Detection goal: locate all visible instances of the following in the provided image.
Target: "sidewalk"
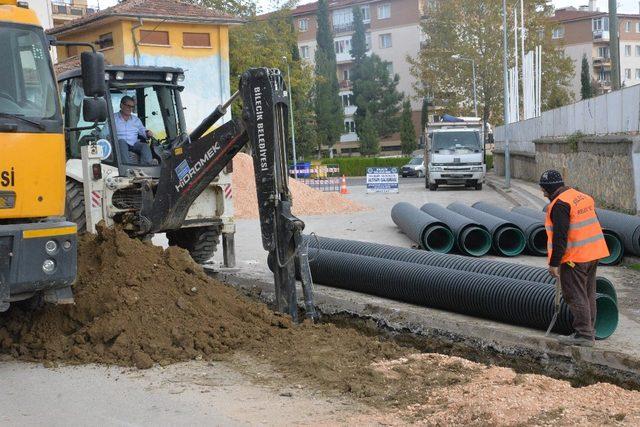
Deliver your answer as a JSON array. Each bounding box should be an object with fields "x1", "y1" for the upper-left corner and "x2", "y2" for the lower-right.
[{"x1": 485, "y1": 172, "x2": 547, "y2": 209}]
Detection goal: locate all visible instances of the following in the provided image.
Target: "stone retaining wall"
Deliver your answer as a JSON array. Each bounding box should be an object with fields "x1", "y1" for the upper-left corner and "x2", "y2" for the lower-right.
[{"x1": 493, "y1": 150, "x2": 537, "y2": 182}]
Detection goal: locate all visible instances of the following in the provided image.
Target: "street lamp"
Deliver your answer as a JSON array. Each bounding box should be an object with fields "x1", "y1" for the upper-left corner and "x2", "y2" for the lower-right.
[
  {"x1": 281, "y1": 56, "x2": 297, "y2": 179},
  {"x1": 451, "y1": 54, "x2": 478, "y2": 118}
]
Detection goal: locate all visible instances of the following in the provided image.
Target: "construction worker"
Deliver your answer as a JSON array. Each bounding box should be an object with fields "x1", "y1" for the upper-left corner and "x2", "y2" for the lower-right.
[{"x1": 540, "y1": 170, "x2": 609, "y2": 347}]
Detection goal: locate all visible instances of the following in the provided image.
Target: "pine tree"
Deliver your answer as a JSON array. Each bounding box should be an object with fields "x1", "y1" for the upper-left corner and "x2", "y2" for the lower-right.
[
  {"x1": 350, "y1": 6, "x2": 367, "y2": 65},
  {"x1": 314, "y1": 0, "x2": 343, "y2": 156},
  {"x1": 400, "y1": 100, "x2": 417, "y2": 155},
  {"x1": 350, "y1": 4, "x2": 402, "y2": 140},
  {"x1": 358, "y1": 111, "x2": 379, "y2": 156},
  {"x1": 580, "y1": 54, "x2": 593, "y2": 100}
]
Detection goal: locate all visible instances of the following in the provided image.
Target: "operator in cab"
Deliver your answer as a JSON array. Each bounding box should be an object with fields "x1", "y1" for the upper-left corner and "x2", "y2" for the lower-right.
[{"x1": 104, "y1": 96, "x2": 156, "y2": 165}]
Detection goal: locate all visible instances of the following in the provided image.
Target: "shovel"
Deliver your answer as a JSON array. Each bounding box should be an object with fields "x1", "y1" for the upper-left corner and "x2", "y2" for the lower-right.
[{"x1": 545, "y1": 276, "x2": 562, "y2": 336}]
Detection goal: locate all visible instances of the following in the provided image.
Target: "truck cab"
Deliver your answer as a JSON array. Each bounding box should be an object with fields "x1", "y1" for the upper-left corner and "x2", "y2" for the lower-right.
[{"x1": 424, "y1": 117, "x2": 486, "y2": 191}]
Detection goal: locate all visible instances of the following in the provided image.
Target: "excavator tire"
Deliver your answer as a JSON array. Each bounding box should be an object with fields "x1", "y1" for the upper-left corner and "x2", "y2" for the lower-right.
[
  {"x1": 167, "y1": 226, "x2": 220, "y2": 264},
  {"x1": 65, "y1": 179, "x2": 87, "y2": 233}
]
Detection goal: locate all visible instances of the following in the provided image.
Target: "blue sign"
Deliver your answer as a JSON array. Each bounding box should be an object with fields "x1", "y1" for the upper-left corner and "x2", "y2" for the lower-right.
[
  {"x1": 175, "y1": 159, "x2": 191, "y2": 180},
  {"x1": 96, "y1": 139, "x2": 112, "y2": 160},
  {"x1": 366, "y1": 167, "x2": 399, "y2": 193}
]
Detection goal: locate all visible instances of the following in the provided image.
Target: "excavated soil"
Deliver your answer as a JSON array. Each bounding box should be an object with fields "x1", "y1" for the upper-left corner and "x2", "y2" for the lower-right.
[
  {"x1": 232, "y1": 152, "x2": 369, "y2": 218},
  {"x1": 1, "y1": 226, "x2": 640, "y2": 424}
]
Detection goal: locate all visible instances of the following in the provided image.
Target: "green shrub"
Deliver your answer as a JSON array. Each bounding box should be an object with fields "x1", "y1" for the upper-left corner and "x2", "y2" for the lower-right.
[
  {"x1": 319, "y1": 156, "x2": 411, "y2": 176},
  {"x1": 485, "y1": 153, "x2": 493, "y2": 171}
]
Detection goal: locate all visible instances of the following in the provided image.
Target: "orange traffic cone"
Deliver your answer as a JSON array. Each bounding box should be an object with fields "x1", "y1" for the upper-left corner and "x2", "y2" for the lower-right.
[{"x1": 340, "y1": 175, "x2": 348, "y2": 194}]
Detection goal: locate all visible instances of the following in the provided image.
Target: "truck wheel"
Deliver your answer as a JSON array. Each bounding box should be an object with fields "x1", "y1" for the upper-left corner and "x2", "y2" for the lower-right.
[
  {"x1": 65, "y1": 179, "x2": 87, "y2": 233},
  {"x1": 429, "y1": 183, "x2": 438, "y2": 191},
  {"x1": 167, "y1": 226, "x2": 220, "y2": 264},
  {"x1": 475, "y1": 183, "x2": 483, "y2": 191}
]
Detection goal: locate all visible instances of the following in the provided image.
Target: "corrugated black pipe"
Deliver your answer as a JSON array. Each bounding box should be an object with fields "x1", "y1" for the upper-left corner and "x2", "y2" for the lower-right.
[
  {"x1": 303, "y1": 235, "x2": 617, "y2": 304},
  {"x1": 447, "y1": 202, "x2": 526, "y2": 257},
  {"x1": 513, "y1": 206, "x2": 624, "y2": 266},
  {"x1": 420, "y1": 203, "x2": 492, "y2": 257},
  {"x1": 595, "y1": 208, "x2": 640, "y2": 257},
  {"x1": 391, "y1": 203, "x2": 454, "y2": 253},
  {"x1": 306, "y1": 249, "x2": 618, "y2": 338},
  {"x1": 472, "y1": 202, "x2": 547, "y2": 256}
]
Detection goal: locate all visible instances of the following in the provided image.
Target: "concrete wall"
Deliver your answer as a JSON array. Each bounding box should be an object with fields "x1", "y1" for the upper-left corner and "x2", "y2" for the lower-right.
[{"x1": 493, "y1": 84, "x2": 640, "y2": 213}]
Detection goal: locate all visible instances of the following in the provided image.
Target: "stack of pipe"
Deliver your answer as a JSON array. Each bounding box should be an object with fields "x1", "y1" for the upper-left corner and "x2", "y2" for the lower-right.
[
  {"x1": 420, "y1": 203, "x2": 492, "y2": 257},
  {"x1": 447, "y1": 202, "x2": 526, "y2": 257},
  {"x1": 302, "y1": 236, "x2": 618, "y2": 339},
  {"x1": 391, "y1": 202, "x2": 454, "y2": 253},
  {"x1": 472, "y1": 202, "x2": 547, "y2": 256}
]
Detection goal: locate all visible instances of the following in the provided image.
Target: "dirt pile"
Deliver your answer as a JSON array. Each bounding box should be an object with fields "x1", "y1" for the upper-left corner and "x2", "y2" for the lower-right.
[
  {"x1": 232, "y1": 152, "x2": 369, "y2": 219},
  {"x1": 0, "y1": 224, "x2": 400, "y2": 371}
]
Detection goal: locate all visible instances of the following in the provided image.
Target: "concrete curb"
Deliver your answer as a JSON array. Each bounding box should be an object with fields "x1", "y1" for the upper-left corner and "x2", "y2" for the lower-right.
[{"x1": 485, "y1": 177, "x2": 522, "y2": 207}]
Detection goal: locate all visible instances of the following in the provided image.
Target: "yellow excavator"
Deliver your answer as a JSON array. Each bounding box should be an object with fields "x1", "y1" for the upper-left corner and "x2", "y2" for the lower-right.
[{"x1": 0, "y1": 0, "x2": 103, "y2": 310}]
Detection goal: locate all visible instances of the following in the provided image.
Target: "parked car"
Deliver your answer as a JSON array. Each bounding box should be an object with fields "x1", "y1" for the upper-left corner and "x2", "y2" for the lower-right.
[{"x1": 401, "y1": 156, "x2": 425, "y2": 178}]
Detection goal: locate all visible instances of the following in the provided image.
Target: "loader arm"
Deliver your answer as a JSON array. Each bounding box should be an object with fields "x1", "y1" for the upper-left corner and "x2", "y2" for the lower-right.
[{"x1": 140, "y1": 68, "x2": 316, "y2": 321}]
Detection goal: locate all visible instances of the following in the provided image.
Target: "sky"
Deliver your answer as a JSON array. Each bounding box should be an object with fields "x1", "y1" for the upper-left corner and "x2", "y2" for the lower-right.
[{"x1": 94, "y1": 0, "x2": 640, "y2": 14}]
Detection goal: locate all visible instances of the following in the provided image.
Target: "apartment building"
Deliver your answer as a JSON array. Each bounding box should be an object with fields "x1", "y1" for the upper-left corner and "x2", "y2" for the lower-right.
[
  {"x1": 51, "y1": 0, "x2": 97, "y2": 27},
  {"x1": 292, "y1": 0, "x2": 423, "y2": 155},
  {"x1": 552, "y1": 5, "x2": 640, "y2": 99}
]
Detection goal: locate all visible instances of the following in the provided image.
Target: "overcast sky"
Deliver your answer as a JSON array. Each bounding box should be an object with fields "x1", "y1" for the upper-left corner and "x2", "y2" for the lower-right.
[{"x1": 94, "y1": 0, "x2": 640, "y2": 15}]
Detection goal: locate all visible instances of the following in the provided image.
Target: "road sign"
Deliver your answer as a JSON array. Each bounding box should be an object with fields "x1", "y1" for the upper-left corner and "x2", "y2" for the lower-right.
[{"x1": 366, "y1": 167, "x2": 399, "y2": 194}]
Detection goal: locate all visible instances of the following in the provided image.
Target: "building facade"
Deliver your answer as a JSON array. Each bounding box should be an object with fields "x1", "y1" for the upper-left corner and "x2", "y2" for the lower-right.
[
  {"x1": 552, "y1": 5, "x2": 640, "y2": 100},
  {"x1": 51, "y1": 0, "x2": 97, "y2": 27},
  {"x1": 48, "y1": 0, "x2": 242, "y2": 130},
  {"x1": 292, "y1": 0, "x2": 423, "y2": 156}
]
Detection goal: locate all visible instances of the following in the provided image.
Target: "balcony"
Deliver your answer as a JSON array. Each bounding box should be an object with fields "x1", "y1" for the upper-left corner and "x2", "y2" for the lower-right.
[
  {"x1": 340, "y1": 132, "x2": 358, "y2": 143},
  {"x1": 343, "y1": 105, "x2": 357, "y2": 116},
  {"x1": 332, "y1": 21, "x2": 370, "y2": 35},
  {"x1": 593, "y1": 30, "x2": 610, "y2": 42},
  {"x1": 593, "y1": 57, "x2": 611, "y2": 68},
  {"x1": 339, "y1": 80, "x2": 351, "y2": 90}
]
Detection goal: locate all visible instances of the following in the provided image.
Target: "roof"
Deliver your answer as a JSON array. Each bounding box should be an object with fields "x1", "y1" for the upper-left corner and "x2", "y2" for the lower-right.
[
  {"x1": 56, "y1": 64, "x2": 184, "y2": 82},
  {"x1": 551, "y1": 6, "x2": 639, "y2": 23},
  {"x1": 48, "y1": 0, "x2": 243, "y2": 36}
]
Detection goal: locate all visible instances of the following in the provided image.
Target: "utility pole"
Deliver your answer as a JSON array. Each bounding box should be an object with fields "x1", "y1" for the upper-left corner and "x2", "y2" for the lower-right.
[
  {"x1": 502, "y1": 0, "x2": 511, "y2": 188},
  {"x1": 282, "y1": 57, "x2": 298, "y2": 178},
  {"x1": 610, "y1": 0, "x2": 620, "y2": 90}
]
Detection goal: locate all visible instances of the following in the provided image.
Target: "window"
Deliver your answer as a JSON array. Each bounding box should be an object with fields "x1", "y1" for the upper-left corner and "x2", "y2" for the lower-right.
[
  {"x1": 344, "y1": 120, "x2": 356, "y2": 133},
  {"x1": 598, "y1": 46, "x2": 610, "y2": 58},
  {"x1": 299, "y1": 45, "x2": 309, "y2": 59},
  {"x1": 637, "y1": 22, "x2": 640, "y2": 32},
  {"x1": 183, "y1": 32, "x2": 211, "y2": 47},
  {"x1": 332, "y1": 8, "x2": 353, "y2": 32},
  {"x1": 636, "y1": 69, "x2": 640, "y2": 79},
  {"x1": 139, "y1": 30, "x2": 169, "y2": 46},
  {"x1": 334, "y1": 39, "x2": 351, "y2": 54},
  {"x1": 361, "y1": 5, "x2": 370, "y2": 22},
  {"x1": 552, "y1": 26, "x2": 564, "y2": 39},
  {"x1": 97, "y1": 32, "x2": 113, "y2": 49},
  {"x1": 625, "y1": 45, "x2": 632, "y2": 56},
  {"x1": 592, "y1": 17, "x2": 609, "y2": 32},
  {"x1": 341, "y1": 94, "x2": 353, "y2": 107},
  {"x1": 379, "y1": 33, "x2": 392, "y2": 48},
  {"x1": 365, "y1": 32, "x2": 371, "y2": 50},
  {"x1": 625, "y1": 21, "x2": 632, "y2": 32},
  {"x1": 636, "y1": 46, "x2": 640, "y2": 56},
  {"x1": 298, "y1": 18, "x2": 308, "y2": 32},
  {"x1": 377, "y1": 4, "x2": 390, "y2": 19},
  {"x1": 386, "y1": 62, "x2": 393, "y2": 76},
  {"x1": 599, "y1": 69, "x2": 610, "y2": 82},
  {"x1": 342, "y1": 68, "x2": 350, "y2": 81},
  {"x1": 625, "y1": 68, "x2": 631, "y2": 79}
]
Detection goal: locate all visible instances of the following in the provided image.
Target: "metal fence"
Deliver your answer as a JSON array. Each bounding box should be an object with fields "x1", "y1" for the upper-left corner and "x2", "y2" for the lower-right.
[
  {"x1": 290, "y1": 164, "x2": 342, "y2": 192},
  {"x1": 494, "y1": 84, "x2": 640, "y2": 152}
]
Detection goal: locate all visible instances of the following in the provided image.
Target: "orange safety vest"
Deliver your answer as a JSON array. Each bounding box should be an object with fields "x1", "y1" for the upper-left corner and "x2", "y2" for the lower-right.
[{"x1": 545, "y1": 188, "x2": 609, "y2": 264}]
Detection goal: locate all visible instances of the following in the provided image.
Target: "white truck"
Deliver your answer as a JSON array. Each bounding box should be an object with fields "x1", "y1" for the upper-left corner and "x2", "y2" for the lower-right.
[{"x1": 424, "y1": 117, "x2": 487, "y2": 191}]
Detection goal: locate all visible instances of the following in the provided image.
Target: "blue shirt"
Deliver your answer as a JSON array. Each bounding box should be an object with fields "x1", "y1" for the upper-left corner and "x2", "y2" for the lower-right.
[{"x1": 105, "y1": 112, "x2": 147, "y2": 146}]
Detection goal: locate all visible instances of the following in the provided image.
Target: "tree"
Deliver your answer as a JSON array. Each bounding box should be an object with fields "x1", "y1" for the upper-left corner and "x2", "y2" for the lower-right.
[
  {"x1": 358, "y1": 111, "x2": 379, "y2": 156},
  {"x1": 350, "y1": 7, "x2": 402, "y2": 139},
  {"x1": 420, "y1": 97, "x2": 430, "y2": 133},
  {"x1": 314, "y1": 0, "x2": 343, "y2": 156},
  {"x1": 400, "y1": 100, "x2": 417, "y2": 155},
  {"x1": 183, "y1": 0, "x2": 256, "y2": 17},
  {"x1": 409, "y1": 0, "x2": 574, "y2": 126},
  {"x1": 580, "y1": 54, "x2": 593, "y2": 100}
]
